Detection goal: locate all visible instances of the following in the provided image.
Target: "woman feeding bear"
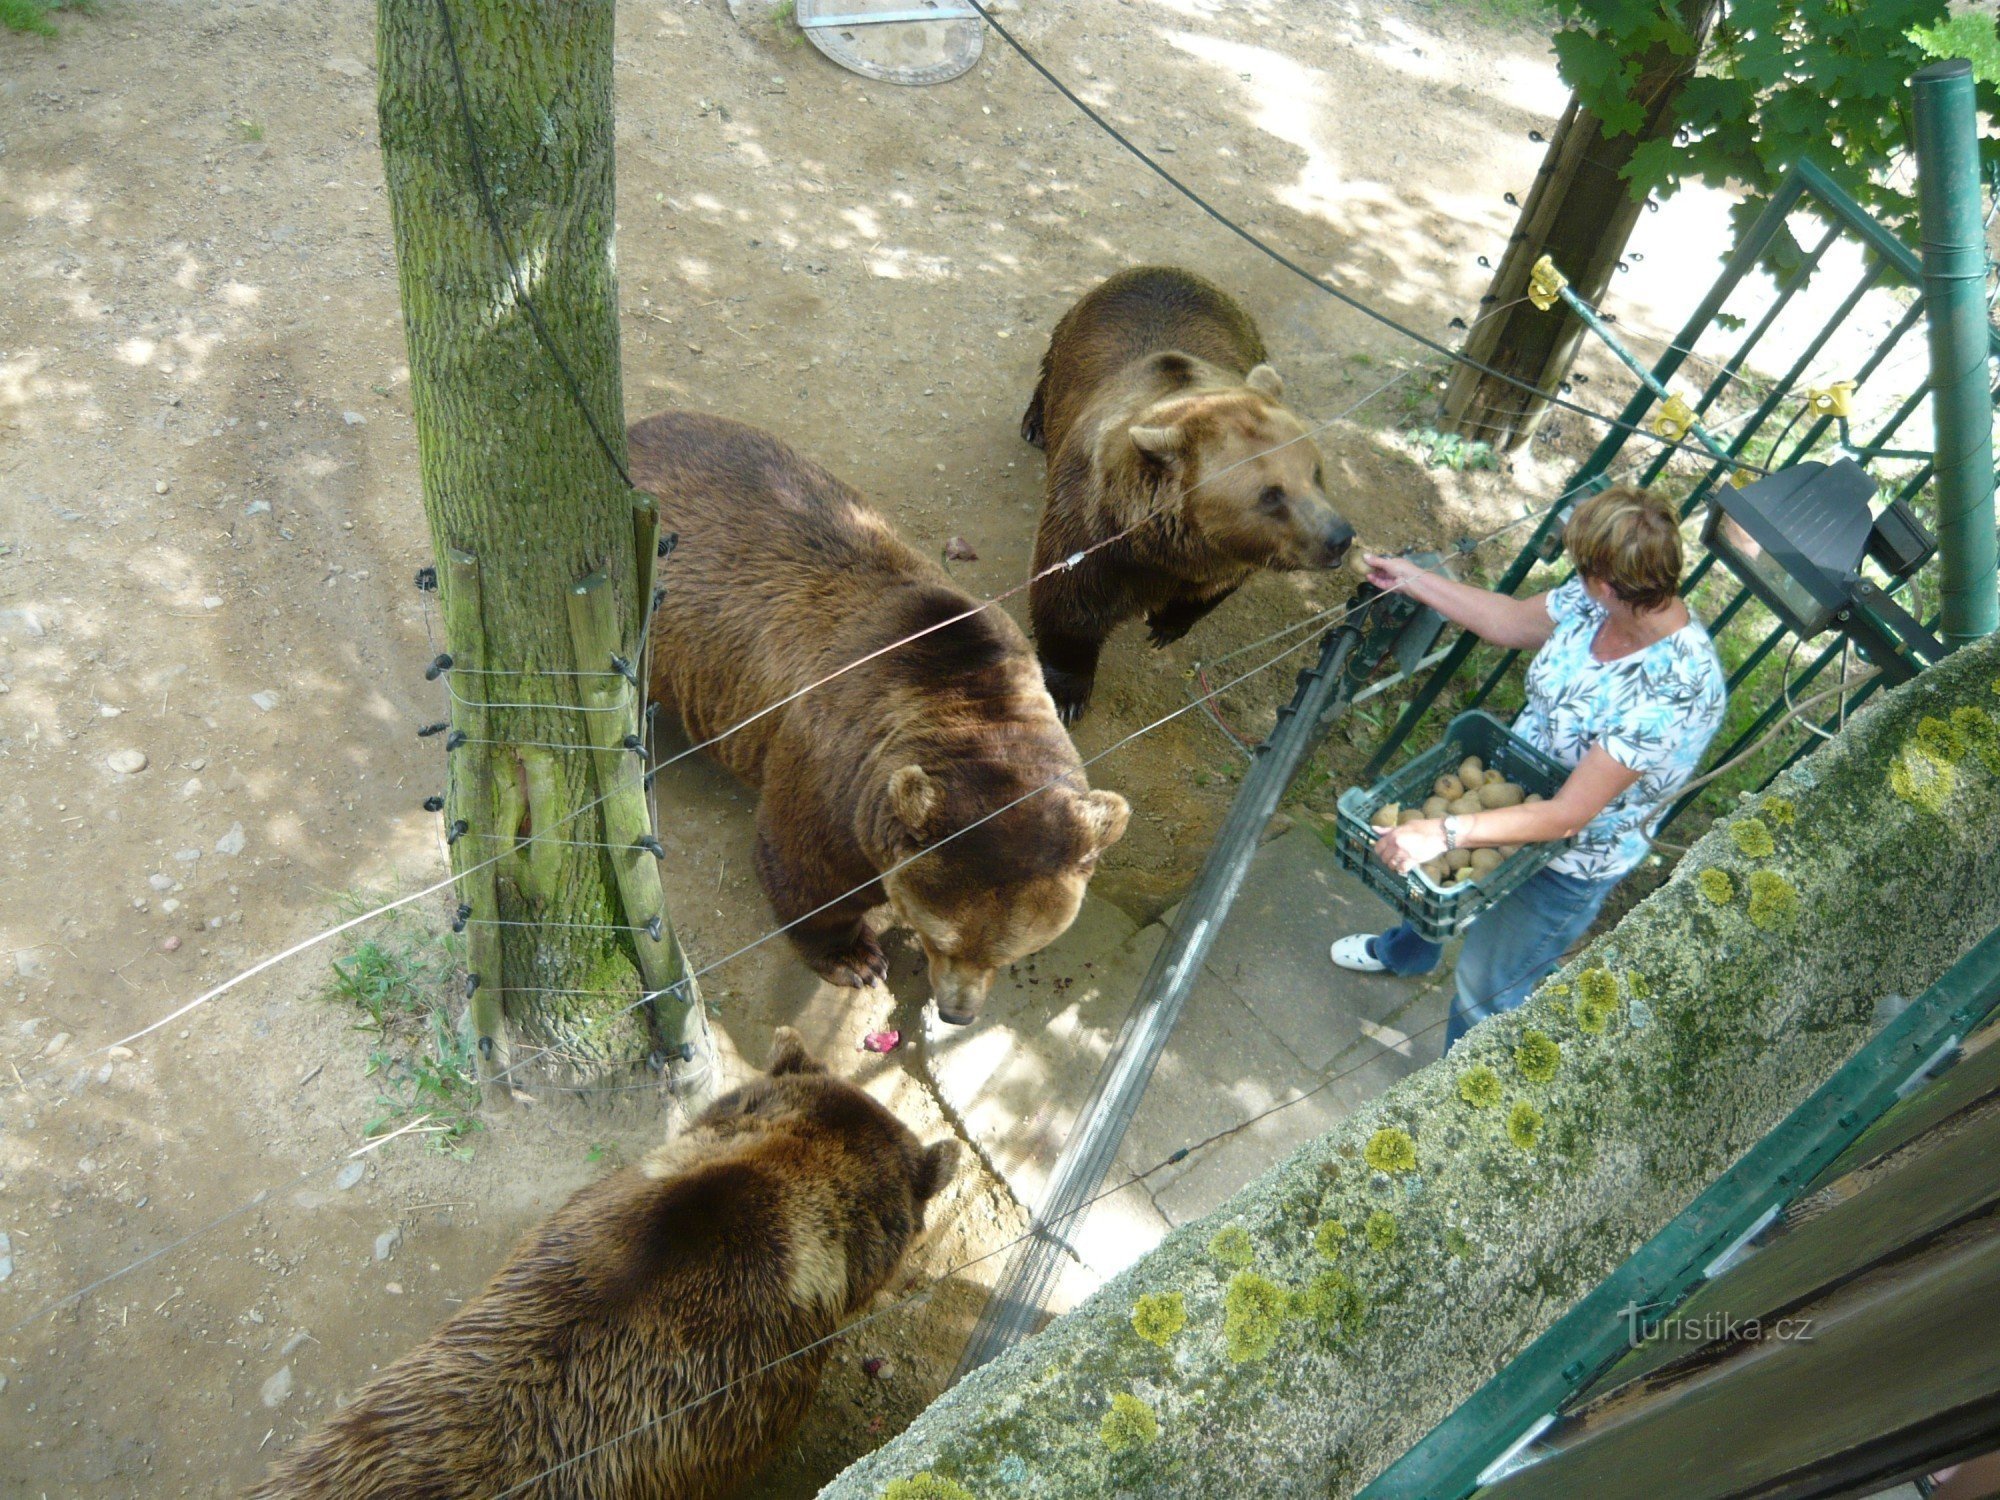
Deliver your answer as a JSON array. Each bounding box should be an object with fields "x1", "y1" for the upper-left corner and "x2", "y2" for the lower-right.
[{"x1": 1331, "y1": 485, "x2": 1727, "y2": 1050}]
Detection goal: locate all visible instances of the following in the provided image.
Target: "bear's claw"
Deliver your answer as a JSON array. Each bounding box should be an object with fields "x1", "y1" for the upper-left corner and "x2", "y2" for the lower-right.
[
  {"x1": 820, "y1": 938, "x2": 889, "y2": 991},
  {"x1": 1042, "y1": 667, "x2": 1093, "y2": 725}
]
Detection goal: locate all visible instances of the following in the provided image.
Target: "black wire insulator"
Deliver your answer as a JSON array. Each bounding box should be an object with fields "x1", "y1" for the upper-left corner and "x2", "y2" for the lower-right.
[
  {"x1": 417, "y1": 721, "x2": 450, "y2": 738},
  {"x1": 1448, "y1": 316, "x2": 1467, "y2": 330},
  {"x1": 452, "y1": 902, "x2": 472, "y2": 933},
  {"x1": 635, "y1": 834, "x2": 666, "y2": 859},
  {"x1": 652, "y1": 585, "x2": 667, "y2": 612},
  {"x1": 645, "y1": 914, "x2": 664, "y2": 942},
  {"x1": 657, "y1": 531, "x2": 679, "y2": 559},
  {"x1": 414, "y1": 566, "x2": 438, "y2": 592},
  {"x1": 610, "y1": 654, "x2": 639, "y2": 687},
  {"x1": 1529, "y1": 129, "x2": 1544, "y2": 142},
  {"x1": 1503, "y1": 192, "x2": 1518, "y2": 206},
  {"x1": 423, "y1": 794, "x2": 446, "y2": 813},
  {"x1": 446, "y1": 819, "x2": 469, "y2": 844},
  {"x1": 445, "y1": 729, "x2": 468, "y2": 751},
  {"x1": 424, "y1": 653, "x2": 454, "y2": 681},
  {"x1": 466, "y1": 973, "x2": 480, "y2": 998},
  {"x1": 1476, "y1": 255, "x2": 1491, "y2": 268},
  {"x1": 622, "y1": 734, "x2": 645, "y2": 755}
]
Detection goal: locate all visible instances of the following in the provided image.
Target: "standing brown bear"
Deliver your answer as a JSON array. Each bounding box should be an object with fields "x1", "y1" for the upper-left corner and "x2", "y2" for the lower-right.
[
  {"x1": 248, "y1": 1029, "x2": 958, "y2": 1500},
  {"x1": 1022, "y1": 265, "x2": 1355, "y2": 721},
  {"x1": 633, "y1": 411, "x2": 1129, "y2": 1024}
]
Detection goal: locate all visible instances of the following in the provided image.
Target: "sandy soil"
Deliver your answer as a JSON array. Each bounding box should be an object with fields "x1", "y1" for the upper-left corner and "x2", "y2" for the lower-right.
[{"x1": 0, "y1": 1, "x2": 1612, "y2": 1493}]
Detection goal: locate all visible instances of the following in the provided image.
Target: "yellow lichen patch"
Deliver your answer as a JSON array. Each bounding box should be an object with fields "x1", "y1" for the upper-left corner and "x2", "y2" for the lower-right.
[
  {"x1": 1890, "y1": 747, "x2": 1955, "y2": 815},
  {"x1": 1293, "y1": 1269, "x2": 1366, "y2": 1339},
  {"x1": 1363, "y1": 1127, "x2": 1418, "y2": 1174},
  {"x1": 1313, "y1": 1220, "x2": 1348, "y2": 1259},
  {"x1": 1759, "y1": 795, "x2": 1797, "y2": 827},
  {"x1": 1954, "y1": 706, "x2": 2000, "y2": 775},
  {"x1": 1515, "y1": 1029, "x2": 1562, "y2": 1084},
  {"x1": 1577, "y1": 968, "x2": 1617, "y2": 1008},
  {"x1": 1223, "y1": 1272, "x2": 1289, "y2": 1362},
  {"x1": 1915, "y1": 715, "x2": 1966, "y2": 766},
  {"x1": 1730, "y1": 818, "x2": 1776, "y2": 859},
  {"x1": 1746, "y1": 870, "x2": 1801, "y2": 932},
  {"x1": 1507, "y1": 1100, "x2": 1544, "y2": 1150},
  {"x1": 1577, "y1": 989, "x2": 1618, "y2": 1036},
  {"x1": 1698, "y1": 868, "x2": 1735, "y2": 904},
  {"x1": 1100, "y1": 1393, "x2": 1158, "y2": 1453},
  {"x1": 1207, "y1": 1225, "x2": 1253, "y2": 1268},
  {"x1": 1627, "y1": 971, "x2": 1651, "y2": 1001},
  {"x1": 1365, "y1": 1210, "x2": 1398, "y2": 1252},
  {"x1": 1457, "y1": 1064, "x2": 1503, "y2": 1109},
  {"x1": 882, "y1": 1475, "x2": 977, "y2": 1500},
  {"x1": 1130, "y1": 1292, "x2": 1186, "y2": 1348}
]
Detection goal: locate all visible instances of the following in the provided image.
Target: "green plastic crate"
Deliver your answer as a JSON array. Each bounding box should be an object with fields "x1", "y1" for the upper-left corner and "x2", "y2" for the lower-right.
[{"x1": 1335, "y1": 711, "x2": 1575, "y2": 943}]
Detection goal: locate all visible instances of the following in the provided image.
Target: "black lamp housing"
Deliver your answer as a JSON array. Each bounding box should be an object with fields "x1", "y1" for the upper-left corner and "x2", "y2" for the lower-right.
[{"x1": 1701, "y1": 458, "x2": 1933, "y2": 638}]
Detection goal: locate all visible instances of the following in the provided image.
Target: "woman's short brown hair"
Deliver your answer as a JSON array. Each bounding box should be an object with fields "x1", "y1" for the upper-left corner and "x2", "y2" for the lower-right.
[{"x1": 1563, "y1": 485, "x2": 1683, "y2": 612}]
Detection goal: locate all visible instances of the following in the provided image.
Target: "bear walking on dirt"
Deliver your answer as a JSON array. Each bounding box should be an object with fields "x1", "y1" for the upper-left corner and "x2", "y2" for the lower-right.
[
  {"x1": 1021, "y1": 265, "x2": 1356, "y2": 721},
  {"x1": 248, "y1": 1029, "x2": 959, "y2": 1500},
  {"x1": 633, "y1": 411, "x2": 1129, "y2": 1024}
]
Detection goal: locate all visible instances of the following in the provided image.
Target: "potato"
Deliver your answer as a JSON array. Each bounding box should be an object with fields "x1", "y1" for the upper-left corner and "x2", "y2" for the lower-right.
[
  {"x1": 1499, "y1": 843, "x2": 1522, "y2": 857},
  {"x1": 1420, "y1": 857, "x2": 1450, "y2": 883},
  {"x1": 1445, "y1": 848, "x2": 1472, "y2": 872},
  {"x1": 1469, "y1": 848, "x2": 1503, "y2": 875},
  {"x1": 1451, "y1": 867, "x2": 1478, "y2": 884},
  {"x1": 1433, "y1": 773, "x2": 1465, "y2": 802},
  {"x1": 1400, "y1": 808, "x2": 1427, "y2": 826},
  {"x1": 1447, "y1": 794, "x2": 1484, "y2": 818},
  {"x1": 1422, "y1": 795, "x2": 1449, "y2": 818},
  {"x1": 1478, "y1": 780, "x2": 1525, "y2": 809},
  {"x1": 1457, "y1": 756, "x2": 1484, "y2": 786},
  {"x1": 1524, "y1": 792, "x2": 1545, "y2": 805},
  {"x1": 1370, "y1": 801, "x2": 1400, "y2": 830}
]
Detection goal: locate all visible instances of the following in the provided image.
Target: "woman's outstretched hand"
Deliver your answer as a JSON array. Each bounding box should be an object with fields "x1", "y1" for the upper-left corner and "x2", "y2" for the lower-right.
[
  {"x1": 1363, "y1": 552, "x2": 1426, "y2": 593},
  {"x1": 1374, "y1": 818, "x2": 1447, "y2": 874}
]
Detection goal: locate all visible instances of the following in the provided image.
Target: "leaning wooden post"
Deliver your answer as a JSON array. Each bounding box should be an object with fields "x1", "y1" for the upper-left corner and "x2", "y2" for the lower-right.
[
  {"x1": 441, "y1": 546, "x2": 513, "y2": 1109},
  {"x1": 566, "y1": 571, "x2": 716, "y2": 1107}
]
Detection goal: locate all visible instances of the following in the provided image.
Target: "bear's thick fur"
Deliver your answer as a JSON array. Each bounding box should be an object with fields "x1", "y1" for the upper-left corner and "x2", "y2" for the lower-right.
[
  {"x1": 1022, "y1": 265, "x2": 1355, "y2": 720},
  {"x1": 632, "y1": 411, "x2": 1128, "y2": 1022},
  {"x1": 248, "y1": 1030, "x2": 959, "y2": 1500}
]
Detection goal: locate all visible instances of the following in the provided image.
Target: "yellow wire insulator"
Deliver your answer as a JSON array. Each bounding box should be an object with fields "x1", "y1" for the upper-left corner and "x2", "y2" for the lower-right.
[
  {"x1": 1806, "y1": 380, "x2": 1856, "y2": 418},
  {"x1": 1527, "y1": 255, "x2": 1567, "y2": 311},
  {"x1": 1651, "y1": 393, "x2": 1695, "y2": 442}
]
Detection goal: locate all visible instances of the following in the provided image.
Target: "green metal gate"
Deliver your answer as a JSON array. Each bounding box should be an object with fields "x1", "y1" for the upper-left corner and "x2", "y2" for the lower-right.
[{"x1": 1363, "y1": 158, "x2": 2000, "y2": 833}]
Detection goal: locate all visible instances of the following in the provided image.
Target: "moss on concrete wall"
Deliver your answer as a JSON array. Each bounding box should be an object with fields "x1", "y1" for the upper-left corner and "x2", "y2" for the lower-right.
[{"x1": 820, "y1": 634, "x2": 2000, "y2": 1500}]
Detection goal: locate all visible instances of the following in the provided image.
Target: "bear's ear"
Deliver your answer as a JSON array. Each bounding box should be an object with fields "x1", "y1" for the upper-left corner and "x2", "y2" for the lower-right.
[
  {"x1": 768, "y1": 1025, "x2": 827, "y2": 1076},
  {"x1": 1245, "y1": 363, "x2": 1285, "y2": 400},
  {"x1": 1079, "y1": 788, "x2": 1131, "y2": 851},
  {"x1": 914, "y1": 1139, "x2": 961, "y2": 1203},
  {"x1": 1127, "y1": 423, "x2": 1186, "y2": 463},
  {"x1": 888, "y1": 764, "x2": 940, "y2": 838}
]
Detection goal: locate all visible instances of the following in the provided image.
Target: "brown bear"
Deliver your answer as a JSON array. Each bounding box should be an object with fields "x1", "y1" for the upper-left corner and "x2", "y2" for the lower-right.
[
  {"x1": 1021, "y1": 265, "x2": 1356, "y2": 721},
  {"x1": 247, "y1": 1029, "x2": 959, "y2": 1500},
  {"x1": 632, "y1": 411, "x2": 1129, "y2": 1024}
]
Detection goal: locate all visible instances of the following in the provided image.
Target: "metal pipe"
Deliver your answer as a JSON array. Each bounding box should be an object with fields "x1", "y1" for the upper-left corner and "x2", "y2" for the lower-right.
[
  {"x1": 1913, "y1": 59, "x2": 1998, "y2": 648},
  {"x1": 953, "y1": 621, "x2": 1368, "y2": 1378}
]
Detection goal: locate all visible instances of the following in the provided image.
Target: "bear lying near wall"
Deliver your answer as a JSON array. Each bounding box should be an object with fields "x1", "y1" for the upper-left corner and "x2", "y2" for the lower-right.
[
  {"x1": 633, "y1": 411, "x2": 1129, "y2": 1024},
  {"x1": 247, "y1": 1029, "x2": 959, "y2": 1500},
  {"x1": 1022, "y1": 265, "x2": 1356, "y2": 721}
]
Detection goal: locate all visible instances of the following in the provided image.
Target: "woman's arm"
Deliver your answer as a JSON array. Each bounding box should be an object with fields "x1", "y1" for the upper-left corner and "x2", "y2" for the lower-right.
[
  {"x1": 1364, "y1": 554, "x2": 1555, "y2": 652},
  {"x1": 1372, "y1": 745, "x2": 1642, "y2": 874}
]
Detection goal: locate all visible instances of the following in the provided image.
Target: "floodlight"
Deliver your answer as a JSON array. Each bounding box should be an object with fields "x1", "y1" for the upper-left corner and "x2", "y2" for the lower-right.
[{"x1": 1702, "y1": 458, "x2": 1943, "y2": 680}]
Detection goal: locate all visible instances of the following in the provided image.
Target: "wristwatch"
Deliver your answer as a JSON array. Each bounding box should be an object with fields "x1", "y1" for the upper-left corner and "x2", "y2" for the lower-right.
[{"x1": 1442, "y1": 815, "x2": 1463, "y2": 852}]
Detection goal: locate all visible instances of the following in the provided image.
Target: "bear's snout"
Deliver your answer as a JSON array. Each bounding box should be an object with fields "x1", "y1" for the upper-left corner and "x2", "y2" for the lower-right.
[
  {"x1": 1317, "y1": 513, "x2": 1356, "y2": 567},
  {"x1": 928, "y1": 954, "x2": 997, "y2": 1026}
]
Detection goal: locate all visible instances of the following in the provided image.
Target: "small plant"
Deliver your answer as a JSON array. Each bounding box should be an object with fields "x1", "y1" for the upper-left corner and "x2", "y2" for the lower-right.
[
  {"x1": 1408, "y1": 426, "x2": 1500, "y2": 472},
  {"x1": 1100, "y1": 1392, "x2": 1159, "y2": 1452},
  {"x1": 236, "y1": 118, "x2": 265, "y2": 143},
  {"x1": 1130, "y1": 1292, "x2": 1186, "y2": 1348},
  {"x1": 1208, "y1": 1224, "x2": 1254, "y2": 1268},
  {"x1": 1507, "y1": 1100, "x2": 1544, "y2": 1151},
  {"x1": 1364, "y1": 1209, "x2": 1398, "y2": 1252},
  {"x1": 325, "y1": 914, "x2": 480, "y2": 1157},
  {"x1": 1514, "y1": 1029, "x2": 1562, "y2": 1084},
  {"x1": 1457, "y1": 1064, "x2": 1503, "y2": 1109},
  {"x1": 1, "y1": 0, "x2": 93, "y2": 37}
]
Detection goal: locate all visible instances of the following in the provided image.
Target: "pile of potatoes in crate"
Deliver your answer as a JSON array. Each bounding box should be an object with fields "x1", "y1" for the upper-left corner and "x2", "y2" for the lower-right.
[{"x1": 1367, "y1": 756, "x2": 1544, "y2": 888}]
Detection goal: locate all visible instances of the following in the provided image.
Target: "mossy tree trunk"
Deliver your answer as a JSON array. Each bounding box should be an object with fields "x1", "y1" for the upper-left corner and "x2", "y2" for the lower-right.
[
  {"x1": 1442, "y1": 0, "x2": 1720, "y2": 451},
  {"x1": 378, "y1": 0, "x2": 693, "y2": 1086}
]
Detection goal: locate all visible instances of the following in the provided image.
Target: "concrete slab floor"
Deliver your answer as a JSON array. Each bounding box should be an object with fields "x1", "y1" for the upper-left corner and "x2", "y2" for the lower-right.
[{"x1": 919, "y1": 822, "x2": 1455, "y2": 1308}]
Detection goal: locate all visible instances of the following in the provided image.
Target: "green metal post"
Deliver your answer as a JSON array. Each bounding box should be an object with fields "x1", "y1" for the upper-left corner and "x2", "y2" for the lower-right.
[{"x1": 1912, "y1": 59, "x2": 1998, "y2": 648}]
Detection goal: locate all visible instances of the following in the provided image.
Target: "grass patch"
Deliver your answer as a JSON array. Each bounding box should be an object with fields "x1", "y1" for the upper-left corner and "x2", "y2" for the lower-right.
[
  {"x1": 1, "y1": 0, "x2": 92, "y2": 37},
  {"x1": 324, "y1": 908, "x2": 481, "y2": 1158}
]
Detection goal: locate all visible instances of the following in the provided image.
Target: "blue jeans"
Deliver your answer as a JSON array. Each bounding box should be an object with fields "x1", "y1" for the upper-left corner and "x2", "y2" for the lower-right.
[{"x1": 1368, "y1": 866, "x2": 1620, "y2": 1052}]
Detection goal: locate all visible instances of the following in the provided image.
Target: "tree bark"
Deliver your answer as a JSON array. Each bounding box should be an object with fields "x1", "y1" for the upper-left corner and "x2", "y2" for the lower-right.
[
  {"x1": 1443, "y1": 0, "x2": 1721, "y2": 451},
  {"x1": 377, "y1": 0, "x2": 705, "y2": 1092}
]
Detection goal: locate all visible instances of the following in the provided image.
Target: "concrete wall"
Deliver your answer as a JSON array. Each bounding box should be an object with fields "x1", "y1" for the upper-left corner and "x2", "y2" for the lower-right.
[{"x1": 819, "y1": 631, "x2": 2000, "y2": 1500}]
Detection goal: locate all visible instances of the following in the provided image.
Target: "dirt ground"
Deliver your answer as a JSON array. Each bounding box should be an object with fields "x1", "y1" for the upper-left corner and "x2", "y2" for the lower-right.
[{"x1": 0, "y1": 1, "x2": 1626, "y2": 1494}]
